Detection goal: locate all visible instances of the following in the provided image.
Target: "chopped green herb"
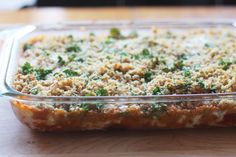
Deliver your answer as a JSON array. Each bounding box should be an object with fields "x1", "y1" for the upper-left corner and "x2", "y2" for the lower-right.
[
  {"x1": 198, "y1": 80, "x2": 205, "y2": 89},
  {"x1": 142, "y1": 48, "x2": 151, "y2": 57},
  {"x1": 30, "y1": 88, "x2": 39, "y2": 95},
  {"x1": 66, "y1": 44, "x2": 81, "y2": 52},
  {"x1": 95, "y1": 88, "x2": 108, "y2": 96},
  {"x1": 79, "y1": 103, "x2": 104, "y2": 112},
  {"x1": 109, "y1": 28, "x2": 122, "y2": 39},
  {"x1": 63, "y1": 69, "x2": 78, "y2": 77},
  {"x1": 22, "y1": 62, "x2": 33, "y2": 75},
  {"x1": 182, "y1": 81, "x2": 192, "y2": 92},
  {"x1": 53, "y1": 72, "x2": 60, "y2": 76},
  {"x1": 183, "y1": 68, "x2": 191, "y2": 77},
  {"x1": 219, "y1": 59, "x2": 232, "y2": 70},
  {"x1": 106, "y1": 56, "x2": 112, "y2": 60},
  {"x1": 177, "y1": 54, "x2": 187, "y2": 60},
  {"x1": 144, "y1": 71, "x2": 153, "y2": 83},
  {"x1": 163, "y1": 60, "x2": 184, "y2": 72},
  {"x1": 175, "y1": 81, "x2": 188, "y2": 91},
  {"x1": 174, "y1": 60, "x2": 184, "y2": 70},
  {"x1": 95, "y1": 103, "x2": 104, "y2": 112},
  {"x1": 162, "y1": 66, "x2": 173, "y2": 73},
  {"x1": 57, "y1": 56, "x2": 65, "y2": 66},
  {"x1": 152, "y1": 87, "x2": 162, "y2": 95},
  {"x1": 68, "y1": 54, "x2": 76, "y2": 62},
  {"x1": 133, "y1": 54, "x2": 140, "y2": 60},
  {"x1": 85, "y1": 93, "x2": 94, "y2": 96},
  {"x1": 23, "y1": 43, "x2": 33, "y2": 51},
  {"x1": 79, "y1": 103, "x2": 89, "y2": 111},
  {"x1": 152, "y1": 57, "x2": 160, "y2": 65},
  {"x1": 35, "y1": 69, "x2": 52, "y2": 80},
  {"x1": 77, "y1": 58, "x2": 84, "y2": 63},
  {"x1": 210, "y1": 85, "x2": 217, "y2": 93}
]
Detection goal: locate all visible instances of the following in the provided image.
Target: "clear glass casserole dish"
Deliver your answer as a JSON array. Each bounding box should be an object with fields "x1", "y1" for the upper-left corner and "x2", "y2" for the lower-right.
[{"x1": 1, "y1": 21, "x2": 236, "y2": 131}]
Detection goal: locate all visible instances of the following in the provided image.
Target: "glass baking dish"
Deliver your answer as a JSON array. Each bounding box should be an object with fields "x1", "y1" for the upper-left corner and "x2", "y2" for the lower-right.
[{"x1": 1, "y1": 21, "x2": 236, "y2": 131}]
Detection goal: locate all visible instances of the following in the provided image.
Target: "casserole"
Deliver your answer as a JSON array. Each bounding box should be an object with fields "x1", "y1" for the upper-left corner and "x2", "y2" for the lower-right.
[{"x1": 1, "y1": 21, "x2": 236, "y2": 131}]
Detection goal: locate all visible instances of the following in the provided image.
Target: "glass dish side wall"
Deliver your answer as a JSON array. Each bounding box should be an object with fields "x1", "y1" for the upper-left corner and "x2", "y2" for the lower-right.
[{"x1": 11, "y1": 97, "x2": 236, "y2": 131}]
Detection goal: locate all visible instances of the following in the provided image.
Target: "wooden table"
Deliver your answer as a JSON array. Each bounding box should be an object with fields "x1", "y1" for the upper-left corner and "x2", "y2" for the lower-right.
[
  {"x1": 0, "y1": 7, "x2": 236, "y2": 24},
  {"x1": 1, "y1": 7, "x2": 236, "y2": 157}
]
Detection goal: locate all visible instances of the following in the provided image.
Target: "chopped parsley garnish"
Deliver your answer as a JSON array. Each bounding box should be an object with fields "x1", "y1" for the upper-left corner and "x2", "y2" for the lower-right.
[
  {"x1": 152, "y1": 87, "x2": 162, "y2": 95},
  {"x1": 210, "y1": 85, "x2": 217, "y2": 93},
  {"x1": 95, "y1": 88, "x2": 108, "y2": 96},
  {"x1": 106, "y1": 56, "x2": 112, "y2": 60},
  {"x1": 30, "y1": 88, "x2": 39, "y2": 95},
  {"x1": 68, "y1": 54, "x2": 76, "y2": 62},
  {"x1": 79, "y1": 103, "x2": 89, "y2": 111},
  {"x1": 77, "y1": 58, "x2": 84, "y2": 63},
  {"x1": 142, "y1": 48, "x2": 151, "y2": 57},
  {"x1": 23, "y1": 43, "x2": 33, "y2": 51},
  {"x1": 22, "y1": 62, "x2": 33, "y2": 75},
  {"x1": 35, "y1": 69, "x2": 52, "y2": 80},
  {"x1": 57, "y1": 56, "x2": 65, "y2": 66},
  {"x1": 198, "y1": 80, "x2": 205, "y2": 89},
  {"x1": 177, "y1": 54, "x2": 187, "y2": 60},
  {"x1": 85, "y1": 93, "x2": 94, "y2": 96},
  {"x1": 183, "y1": 68, "x2": 191, "y2": 77},
  {"x1": 109, "y1": 28, "x2": 122, "y2": 39},
  {"x1": 174, "y1": 60, "x2": 184, "y2": 70},
  {"x1": 79, "y1": 103, "x2": 104, "y2": 112},
  {"x1": 152, "y1": 57, "x2": 160, "y2": 65},
  {"x1": 144, "y1": 71, "x2": 153, "y2": 83},
  {"x1": 63, "y1": 69, "x2": 78, "y2": 77},
  {"x1": 66, "y1": 44, "x2": 81, "y2": 53},
  {"x1": 163, "y1": 60, "x2": 184, "y2": 72},
  {"x1": 95, "y1": 103, "x2": 104, "y2": 112},
  {"x1": 133, "y1": 54, "x2": 140, "y2": 60},
  {"x1": 219, "y1": 59, "x2": 232, "y2": 70},
  {"x1": 133, "y1": 48, "x2": 153, "y2": 60}
]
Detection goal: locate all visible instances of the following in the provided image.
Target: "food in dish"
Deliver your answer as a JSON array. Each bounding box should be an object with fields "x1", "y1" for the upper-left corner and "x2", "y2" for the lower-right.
[{"x1": 11, "y1": 27, "x2": 236, "y2": 131}]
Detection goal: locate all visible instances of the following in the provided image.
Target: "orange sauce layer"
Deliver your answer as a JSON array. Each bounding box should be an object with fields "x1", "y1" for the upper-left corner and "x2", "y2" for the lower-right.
[{"x1": 11, "y1": 101, "x2": 236, "y2": 131}]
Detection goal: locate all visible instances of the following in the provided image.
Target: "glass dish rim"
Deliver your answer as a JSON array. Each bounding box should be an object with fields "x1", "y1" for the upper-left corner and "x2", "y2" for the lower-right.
[{"x1": 2, "y1": 20, "x2": 236, "y2": 103}]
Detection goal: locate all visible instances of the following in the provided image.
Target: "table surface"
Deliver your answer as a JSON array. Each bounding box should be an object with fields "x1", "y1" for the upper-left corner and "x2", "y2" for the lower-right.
[
  {"x1": 1, "y1": 7, "x2": 236, "y2": 157},
  {"x1": 0, "y1": 6, "x2": 236, "y2": 24}
]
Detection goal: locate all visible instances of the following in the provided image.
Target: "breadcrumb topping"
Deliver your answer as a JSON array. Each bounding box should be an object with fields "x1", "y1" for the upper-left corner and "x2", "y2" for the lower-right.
[{"x1": 13, "y1": 28, "x2": 236, "y2": 97}]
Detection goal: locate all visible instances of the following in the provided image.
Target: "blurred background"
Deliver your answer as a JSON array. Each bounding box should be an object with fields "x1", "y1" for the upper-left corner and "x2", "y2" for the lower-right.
[{"x1": 0, "y1": 0, "x2": 235, "y2": 10}]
